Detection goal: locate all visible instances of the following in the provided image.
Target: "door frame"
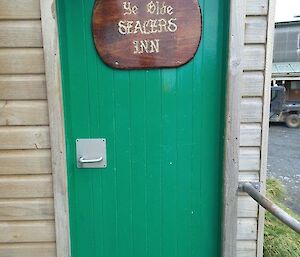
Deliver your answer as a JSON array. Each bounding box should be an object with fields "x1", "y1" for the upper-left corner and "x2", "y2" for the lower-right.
[{"x1": 40, "y1": 0, "x2": 242, "y2": 256}]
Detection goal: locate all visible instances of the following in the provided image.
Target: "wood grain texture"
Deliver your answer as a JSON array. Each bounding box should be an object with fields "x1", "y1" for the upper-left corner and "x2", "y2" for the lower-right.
[
  {"x1": 0, "y1": 101, "x2": 49, "y2": 125},
  {"x1": 239, "y1": 1, "x2": 271, "y2": 252},
  {"x1": 0, "y1": 126, "x2": 50, "y2": 150},
  {"x1": 0, "y1": 75, "x2": 47, "y2": 100},
  {"x1": 0, "y1": 175, "x2": 53, "y2": 198},
  {"x1": 239, "y1": 147, "x2": 260, "y2": 171},
  {"x1": 243, "y1": 45, "x2": 265, "y2": 71},
  {"x1": 0, "y1": 198, "x2": 54, "y2": 221},
  {"x1": 40, "y1": 0, "x2": 70, "y2": 256},
  {"x1": 257, "y1": 1, "x2": 276, "y2": 256},
  {"x1": 238, "y1": 196, "x2": 258, "y2": 218},
  {"x1": 0, "y1": 0, "x2": 41, "y2": 19},
  {"x1": 239, "y1": 6, "x2": 267, "y2": 252},
  {"x1": 223, "y1": 0, "x2": 244, "y2": 256},
  {"x1": 0, "y1": 49, "x2": 45, "y2": 74},
  {"x1": 237, "y1": 241, "x2": 257, "y2": 257},
  {"x1": 240, "y1": 123, "x2": 262, "y2": 146},
  {"x1": 0, "y1": 243, "x2": 56, "y2": 257},
  {"x1": 246, "y1": 0, "x2": 268, "y2": 15},
  {"x1": 241, "y1": 98, "x2": 263, "y2": 123},
  {"x1": 0, "y1": 0, "x2": 56, "y2": 255},
  {"x1": 92, "y1": 0, "x2": 202, "y2": 69},
  {"x1": 0, "y1": 221, "x2": 55, "y2": 243},
  {"x1": 0, "y1": 150, "x2": 51, "y2": 175},
  {"x1": 0, "y1": 20, "x2": 42, "y2": 47},
  {"x1": 237, "y1": 218, "x2": 257, "y2": 240},
  {"x1": 245, "y1": 16, "x2": 267, "y2": 44},
  {"x1": 242, "y1": 72, "x2": 264, "y2": 97}
]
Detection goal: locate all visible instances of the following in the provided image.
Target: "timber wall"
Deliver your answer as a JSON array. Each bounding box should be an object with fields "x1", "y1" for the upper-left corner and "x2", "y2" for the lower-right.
[
  {"x1": 0, "y1": 0, "x2": 56, "y2": 256},
  {"x1": 237, "y1": 0, "x2": 273, "y2": 256}
]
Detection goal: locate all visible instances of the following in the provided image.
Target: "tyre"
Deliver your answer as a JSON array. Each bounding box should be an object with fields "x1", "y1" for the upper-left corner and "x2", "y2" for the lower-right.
[{"x1": 285, "y1": 114, "x2": 300, "y2": 128}]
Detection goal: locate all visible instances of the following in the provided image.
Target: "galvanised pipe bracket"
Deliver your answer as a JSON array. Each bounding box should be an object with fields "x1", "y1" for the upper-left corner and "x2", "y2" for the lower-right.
[{"x1": 239, "y1": 182, "x2": 300, "y2": 234}]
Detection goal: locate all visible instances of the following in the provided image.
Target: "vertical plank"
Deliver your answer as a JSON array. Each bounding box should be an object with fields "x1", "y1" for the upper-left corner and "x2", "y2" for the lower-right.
[
  {"x1": 40, "y1": 0, "x2": 70, "y2": 256},
  {"x1": 257, "y1": 1, "x2": 276, "y2": 256},
  {"x1": 113, "y1": 70, "x2": 132, "y2": 257},
  {"x1": 223, "y1": 0, "x2": 245, "y2": 256},
  {"x1": 161, "y1": 69, "x2": 177, "y2": 257},
  {"x1": 144, "y1": 70, "x2": 162, "y2": 257},
  {"x1": 130, "y1": 71, "x2": 147, "y2": 257}
]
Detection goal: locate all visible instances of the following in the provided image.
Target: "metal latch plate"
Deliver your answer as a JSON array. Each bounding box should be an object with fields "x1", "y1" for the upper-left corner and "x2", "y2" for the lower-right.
[{"x1": 76, "y1": 139, "x2": 107, "y2": 169}]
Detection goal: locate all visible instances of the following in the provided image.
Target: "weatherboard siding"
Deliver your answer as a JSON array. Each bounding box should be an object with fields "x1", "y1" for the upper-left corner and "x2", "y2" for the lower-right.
[
  {"x1": 0, "y1": 1, "x2": 56, "y2": 256},
  {"x1": 238, "y1": 0, "x2": 274, "y2": 256}
]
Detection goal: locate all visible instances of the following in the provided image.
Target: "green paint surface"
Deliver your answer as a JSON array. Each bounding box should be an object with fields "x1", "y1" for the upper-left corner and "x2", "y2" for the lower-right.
[{"x1": 56, "y1": 0, "x2": 229, "y2": 256}]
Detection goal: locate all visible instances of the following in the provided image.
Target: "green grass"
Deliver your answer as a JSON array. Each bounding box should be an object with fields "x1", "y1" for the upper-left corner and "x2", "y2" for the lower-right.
[{"x1": 264, "y1": 178, "x2": 300, "y2": 257}]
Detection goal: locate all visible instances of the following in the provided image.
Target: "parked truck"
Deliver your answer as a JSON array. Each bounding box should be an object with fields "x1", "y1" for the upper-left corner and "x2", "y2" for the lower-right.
[{"x1": 270, "y1": 85, "x2": 300, "y2": 128}]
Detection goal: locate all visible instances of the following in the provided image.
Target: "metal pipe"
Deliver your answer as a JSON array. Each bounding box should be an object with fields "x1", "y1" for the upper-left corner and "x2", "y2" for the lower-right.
[{"x1": 239, "y1": 182, "x2": 300, "y2": 234}]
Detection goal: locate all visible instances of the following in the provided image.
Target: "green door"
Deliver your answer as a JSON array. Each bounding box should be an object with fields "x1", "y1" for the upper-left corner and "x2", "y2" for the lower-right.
[{"x1": 56, "y1": 0, "x2": 229, "y2": 256}]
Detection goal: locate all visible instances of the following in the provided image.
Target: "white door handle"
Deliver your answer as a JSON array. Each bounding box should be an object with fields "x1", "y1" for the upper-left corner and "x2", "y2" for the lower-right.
[{"x1": 79, "y1": 157, "x2": 103, "y2": 164}]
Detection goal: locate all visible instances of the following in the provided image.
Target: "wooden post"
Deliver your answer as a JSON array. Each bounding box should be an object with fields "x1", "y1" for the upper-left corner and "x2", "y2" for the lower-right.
[
  {"x1": 40, "y1": 1, "x2": 71, "y2": 256},
  {"x1": 257, "y1": 0, "x2": 276, "y2": 256},
  {"x1": 222, "y1": 0, "x2": 245, "y2": 256}
]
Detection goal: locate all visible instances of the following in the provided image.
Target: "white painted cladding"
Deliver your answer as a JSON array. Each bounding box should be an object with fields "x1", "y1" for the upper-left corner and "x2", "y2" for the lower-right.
[{"x1": 238, "y1": 0, "x2": 274, "y2": 256}]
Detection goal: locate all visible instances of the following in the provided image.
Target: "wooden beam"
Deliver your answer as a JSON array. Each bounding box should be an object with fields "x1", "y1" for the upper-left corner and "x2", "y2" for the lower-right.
[
  {"x1": 40, "y1": 0, "x2": 70, "y2": 257},
  {"x1": 241, "y1": 98, "x2": 263, "y2": 123},
  {"x1": 222, "y1": 0, "x2": 245, "y2": 256},
  {"x1": 0, "y1": 100, "x2": 49, "y2": 126},
  {"x1": 0, "y1": 198, "x2": 54, "y2": 221},
  {"x1": 0, "y1": 150, "x2": 51, "y2": 175},
  {"x1": 237, "y1": 218, "x2": 258, "y2": 240},
  {"x1": 245, "y1": 16, "x2": 267, "y2": 44},
  {"x1": 0, "y1": 0, "x2": 41, "y2": 20},
  {"x1": 243, "y1": 45, "x2": 266, "y2": 71},
  {"x1": 0, "y1": 48, "x2": 45, "y2": 74},
  {"x1": 242, "y1": 72, "x2": 264, "y2": 97},
  {"x1": 257, "y1": 1, "x2": 276, "y2": 256},
  {"x1": 0, "y1": 20, "x2": 43, "y2": 47},
  {"x1": 240, "y1": 124, "x2": 262, "y2": 147},
  {"x1": 237, "y1": 241, "x2": 257, "y2": 257},
  {"x1": 0, "y1": 242, "x2": 56, "y2": 257},
  {"x1": 0, "y1": 126, "x2": 50, "y2": 150},
  {"x1": 0, "y1": 75, "x2": 47, "y2": 100},
  {"x1": 246, "y1": 0, "x2": 268, "y2": 15},
  {"x1": 0, "y1": 175, "x2": 53, "y2": 198},
  {"x1": 240, "y1": 147, "x2": 261, "y2": 171},
  {"x1": 0, "y1": 220, "x2": 55, "y2": 243}
]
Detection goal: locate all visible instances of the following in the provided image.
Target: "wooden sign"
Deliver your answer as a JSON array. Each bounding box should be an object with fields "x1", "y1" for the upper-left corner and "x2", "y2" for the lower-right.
[{"x1": 92, "y1": 0, "x2": 202, "y2": 69}]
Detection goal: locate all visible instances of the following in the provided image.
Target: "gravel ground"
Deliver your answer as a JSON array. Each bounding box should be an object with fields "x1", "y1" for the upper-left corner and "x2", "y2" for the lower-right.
[{"x1": 267, "y1": 123, "x2": 300, "y2": 215}]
